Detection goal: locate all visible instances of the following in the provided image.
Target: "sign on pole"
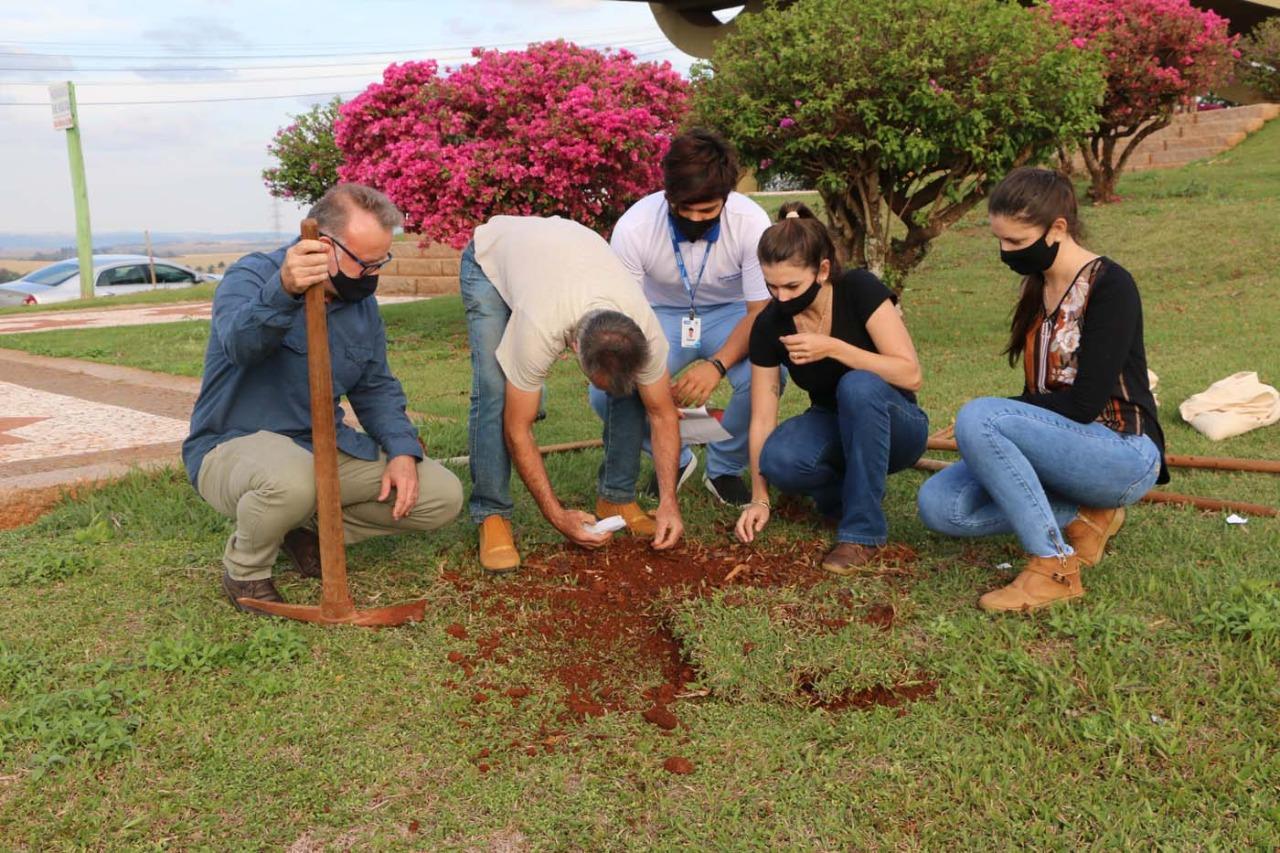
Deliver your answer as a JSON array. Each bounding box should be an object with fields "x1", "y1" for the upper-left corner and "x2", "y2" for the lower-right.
[
  {"x1": 51, "y1": 81, "x2": 94, "y2": 300},
  {"x1": 49, "y1": 83, "x2": 74, "y2": 130}
]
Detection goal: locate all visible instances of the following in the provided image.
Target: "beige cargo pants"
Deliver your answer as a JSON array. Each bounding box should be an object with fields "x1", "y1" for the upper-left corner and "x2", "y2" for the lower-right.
[{"x1": 197, "y1": 430, "x2": 462, "y2": 580}]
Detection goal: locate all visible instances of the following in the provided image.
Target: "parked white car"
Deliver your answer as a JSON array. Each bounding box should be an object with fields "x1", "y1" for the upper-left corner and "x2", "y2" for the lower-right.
[{"x1": 0, "y1": 255, "x2": 220, "y2": 306}]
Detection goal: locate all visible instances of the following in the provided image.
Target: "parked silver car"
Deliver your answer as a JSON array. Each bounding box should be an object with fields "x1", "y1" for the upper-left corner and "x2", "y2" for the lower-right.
[{"x1": 0, "y1": 255, "x2": 220, "y2": 306}]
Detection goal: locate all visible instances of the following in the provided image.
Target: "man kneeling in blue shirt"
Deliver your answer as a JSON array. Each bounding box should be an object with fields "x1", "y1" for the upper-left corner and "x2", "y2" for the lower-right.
[{"x1": 184, "y1": 184, "x2": 462, "y2": 614}]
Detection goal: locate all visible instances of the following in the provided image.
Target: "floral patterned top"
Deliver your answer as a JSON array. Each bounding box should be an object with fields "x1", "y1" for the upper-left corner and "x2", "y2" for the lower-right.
[{"x1": 1018, "y1": 257, "x2": 1168, "y2": 483}]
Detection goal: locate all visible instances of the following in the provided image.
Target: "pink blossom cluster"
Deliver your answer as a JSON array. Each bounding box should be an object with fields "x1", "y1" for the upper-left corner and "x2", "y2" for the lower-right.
[
  {"x1": 1047, "y1": 0, "x2": 1238, "y2": 128},
  {"x1": 334, "y1": 40, "x2": 689, "y2": 248}
]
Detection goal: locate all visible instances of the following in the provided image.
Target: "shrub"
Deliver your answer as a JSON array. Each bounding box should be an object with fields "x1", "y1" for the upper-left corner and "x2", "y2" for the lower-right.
[
  {"x1": 1048, "y1": 0, "x2": 1239, "y2": 203},
  {"x1": 262, "y1": 97, "x2": 345, "y2": 206},
  {"x1": 336, "y1": 41, "x2": 689, "y2": 248},
  {"x1": 1237, "y1": 17, "x2": 1280, "y2": 102},
  {"x1": 691, "y1": 0, "x2": 1104, "y2": 290}
]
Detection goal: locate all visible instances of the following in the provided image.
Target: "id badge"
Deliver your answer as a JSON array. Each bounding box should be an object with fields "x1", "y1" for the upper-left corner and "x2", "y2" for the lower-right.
[{"x1": 680, "y1": 314, "x2": 702, "y2": 349}]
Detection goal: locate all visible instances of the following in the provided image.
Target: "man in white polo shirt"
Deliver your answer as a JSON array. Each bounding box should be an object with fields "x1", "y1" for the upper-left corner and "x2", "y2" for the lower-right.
[
  {"x1": 592, "y1": 129, "x2": 772, "y2": 507},
  {"x1": 462, "y1": 215, "x2": 685, "y2": 572}
]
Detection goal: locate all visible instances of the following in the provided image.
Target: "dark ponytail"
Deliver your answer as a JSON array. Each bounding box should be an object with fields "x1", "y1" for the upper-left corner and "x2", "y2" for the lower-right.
[
  {"x1": 757, "y1": 201, "x2": 843, "y2": 281},
  {"x1": 989, "y1": 167, "x2": 1086, "y2": 365}
]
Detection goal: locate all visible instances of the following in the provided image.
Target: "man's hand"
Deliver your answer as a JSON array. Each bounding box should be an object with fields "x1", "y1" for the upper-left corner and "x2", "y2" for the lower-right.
[
  {"x1": 780, "y1": 333, "x2": 836, "y2": 366},
  {"x1": 735, "y1": 503, "x2": 770, "y2": 543},
  {"x1": 280, "y1": 239, "x2": 331, "y2": 296},
  {"x1": 651, "y1": 503, "x2": 684, "y2": 550},
  {"x1": 671, "y1": 360, "x2": 722, "y2": 408},
  {"x1": 378, "y1": 454, "x2": 420, "y2": 521},
  {"x1": 553, "y1": 508, "x2": 612, "y2": 549}
]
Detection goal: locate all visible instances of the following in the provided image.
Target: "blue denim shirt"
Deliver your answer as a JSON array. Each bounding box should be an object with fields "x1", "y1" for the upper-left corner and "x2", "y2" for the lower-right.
[{"x1": 182, "y1": 242, "x2": 422, "y2": 487}]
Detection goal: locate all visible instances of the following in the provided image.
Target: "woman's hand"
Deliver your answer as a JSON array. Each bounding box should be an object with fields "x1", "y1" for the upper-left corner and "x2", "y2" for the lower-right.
[
  {"x1": 735, "y1": 502, "x2": 771, "y2": 543},
  {"x1": 780, "y1": 333, "x2": 837, "y2": 366}
]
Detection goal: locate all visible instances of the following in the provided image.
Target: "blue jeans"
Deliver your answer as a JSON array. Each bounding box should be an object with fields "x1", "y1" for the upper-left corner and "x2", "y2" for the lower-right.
[
  {"x1": 758, "y1": 371, "x2": 929, "y2": 546},
  {"x1": 916, "y1": 397, "x2": 1162, "y2": 557},
  {"x1": 460, "y1": 242, "x2": 644, "y2": 520},
  {"x1": 588, "y1": 301, "x2": 753, "y2": 486}
]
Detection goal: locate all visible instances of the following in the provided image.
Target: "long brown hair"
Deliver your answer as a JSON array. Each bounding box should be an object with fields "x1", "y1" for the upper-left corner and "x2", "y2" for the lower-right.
[
  {"x1": 756, "y1": 201, "x2": 843, "y2": 280},
  {"x1": 988, "y1": 167, "x2": 1086, "y2": 365}
]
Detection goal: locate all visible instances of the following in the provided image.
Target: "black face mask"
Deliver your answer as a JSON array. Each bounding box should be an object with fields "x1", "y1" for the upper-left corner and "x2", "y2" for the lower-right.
[
  {"x1": 330, "y1": 270, "x2": 378, "y2": 303},
  {"x1": 670, "y1": 210, "x2": 721, "y2": 243},
  {"x1": 774, "y1": 279, "x2": 822, "y2": 317},
  {"x1": 1000, "y1": 228, "x2": 1060, "y2": 276}
]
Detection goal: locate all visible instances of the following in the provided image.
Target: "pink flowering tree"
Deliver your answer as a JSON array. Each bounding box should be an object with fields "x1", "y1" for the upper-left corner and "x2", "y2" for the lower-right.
[
  {"x1": 335, "y1": 41, "x2": 689, "y2": 247},
  {"x1": 1048, "y1": 0, "x2": 1239, "y2": 203},
  {"x1": 262, "y1": 97, "x2": 344, "y2": 206}
]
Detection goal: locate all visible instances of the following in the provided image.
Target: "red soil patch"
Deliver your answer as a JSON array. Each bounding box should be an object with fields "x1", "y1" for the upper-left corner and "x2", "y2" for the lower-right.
[
  {"x1": 483, "y1": 537, "x2": 821, "y2": 721},
  {"x1": 438, "y1": 534, "x2": 937, "y2": 766},
  {"x1": 663, "y1": 756, "x2": 695, "y2": 775},
  {"x1": 0, "y1": 486, "x2": 81, "y2": 530},
  {"x1": 796, "y1": 672, "x2": 938, "y2": 712}
]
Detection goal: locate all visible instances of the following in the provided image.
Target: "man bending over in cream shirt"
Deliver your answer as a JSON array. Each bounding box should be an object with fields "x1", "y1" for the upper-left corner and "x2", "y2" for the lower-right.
[{"x1": 460, "y1": 215, "x2": 685, "y2": 572}]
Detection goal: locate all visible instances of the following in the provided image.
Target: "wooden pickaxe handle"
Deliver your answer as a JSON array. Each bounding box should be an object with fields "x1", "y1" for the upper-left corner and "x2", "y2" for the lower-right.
[{"x1": 301, "y1": 218, "x2": 355, "y2": 619}]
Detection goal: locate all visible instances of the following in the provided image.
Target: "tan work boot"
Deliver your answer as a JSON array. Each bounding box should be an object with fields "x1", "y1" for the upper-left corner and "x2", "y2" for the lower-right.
[
  {"x1": 820, "y1": 542, "x2": 882, "y2": 576},
  {"x1": 1065, "y1": 506, "x2": 1126, "y2": 567},
  {"x1": 595, "y1": 498, "x2": 656, "y2": 537},
  {"x1": 978, "y1": 553, "x2": 1084, "y2": 613},
  {"x1": 478, "y1": 515, "x2": 520, "y2": 573}
]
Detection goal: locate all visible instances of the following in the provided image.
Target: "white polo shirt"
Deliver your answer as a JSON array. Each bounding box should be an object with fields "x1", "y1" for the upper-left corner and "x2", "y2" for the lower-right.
[
  {"x1": 473, "y1": 215, "x2": 670, "y2": 394},
  {"x1": 609, "y1": 191, "x2": 772, "y2": 310}
]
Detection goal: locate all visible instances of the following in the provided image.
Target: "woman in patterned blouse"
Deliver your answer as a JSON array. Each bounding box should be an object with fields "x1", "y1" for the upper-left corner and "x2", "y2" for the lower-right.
[{"x1": 917, "y1": 167, "x2": 1167, "y2": 612}]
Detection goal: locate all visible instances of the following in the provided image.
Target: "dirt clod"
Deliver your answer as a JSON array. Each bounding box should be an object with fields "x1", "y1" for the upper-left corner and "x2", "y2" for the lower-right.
[
  {"x1": 445, "y1": 623, "x2": 468, "y2": 640},
  {"x1": 663, "y1": 756, "x2": 695, "y2": 775},
  {"x1": 642, "y1": 705, "x2": 680, "y2": 730}
]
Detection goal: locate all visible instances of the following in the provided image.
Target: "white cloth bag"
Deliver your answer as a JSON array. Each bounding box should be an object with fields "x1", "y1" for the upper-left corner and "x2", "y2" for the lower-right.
[{"x1": 1179, "y1": 371, "x2": 1280, "y2": 441}]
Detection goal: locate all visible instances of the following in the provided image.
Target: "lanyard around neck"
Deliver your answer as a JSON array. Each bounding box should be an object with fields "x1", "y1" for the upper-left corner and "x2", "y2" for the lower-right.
[{"x1": 666, "y1": 216, "x2": 713, "y2": 315}]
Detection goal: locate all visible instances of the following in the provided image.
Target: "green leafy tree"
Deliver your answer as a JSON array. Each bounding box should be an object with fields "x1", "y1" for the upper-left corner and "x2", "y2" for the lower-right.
[
  {"x1": 262, "y1": 97, "x2": 345, "y2": 206},
  {"x1": 691, "y1": 0, "x2": 1104, "y2": 289},
  {"x1": 1239, "y1": 17, "x2": 1280, "y2": 102}
]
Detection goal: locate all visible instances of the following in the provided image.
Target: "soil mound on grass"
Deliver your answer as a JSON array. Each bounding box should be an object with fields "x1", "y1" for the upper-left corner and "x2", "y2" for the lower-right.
[{"x1": 437, "y1": 535, "x2": 934, "y2": 769}]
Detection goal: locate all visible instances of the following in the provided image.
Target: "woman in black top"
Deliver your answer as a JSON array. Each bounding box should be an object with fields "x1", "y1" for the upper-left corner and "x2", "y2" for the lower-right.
[
  {"x1": 735, "y1": 203, "x2": 929, "y2": 573},
  {"x1": 916, "y1": 167, "x2": 1167, "y2": 612}
]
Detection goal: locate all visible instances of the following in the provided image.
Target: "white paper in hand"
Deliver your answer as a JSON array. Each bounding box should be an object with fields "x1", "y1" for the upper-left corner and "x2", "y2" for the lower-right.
[
  {"x1": 678, "y1": 406, "x2": 733, "y2": 445},
  {"x1": 585, "y1": 515, "x2": 627, "y2": 535}
]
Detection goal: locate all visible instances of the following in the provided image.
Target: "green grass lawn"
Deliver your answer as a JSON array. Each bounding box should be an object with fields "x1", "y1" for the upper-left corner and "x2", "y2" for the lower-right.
[{"x1": 1, "y1": 125, "x2": 1278, "y2": 848}]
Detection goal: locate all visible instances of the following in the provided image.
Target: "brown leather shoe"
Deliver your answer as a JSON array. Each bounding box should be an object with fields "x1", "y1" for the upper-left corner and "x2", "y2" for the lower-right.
[
  {"x1": 820, "y1": 542, "x2": 882, "y2": 576},
  {"x1": 1065, "y1": 506, "x2": 1126, "y2": 567},
  {"x1": 595, "y1": 499, "x2": 656, "y2": 537},
  {"x1": 478, "y1": 515, "x2": 520, "y2": 573},
  {"x1": 978, "y1": 554, "x2": 1084, "y2": 613},
  {"x1": 281, "y1": 527, "x2": 322, "y2": 578},
  {"x1": 222, "y1": 571, "x2": 284, "y2": 616}
]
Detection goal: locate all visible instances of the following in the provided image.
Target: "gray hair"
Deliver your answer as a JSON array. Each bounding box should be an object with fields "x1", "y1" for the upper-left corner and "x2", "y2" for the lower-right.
[
  {"x1": 307, "y1": 183, "x2": 403, "y2": 235},
  {"x1": 577, "y1": 309, "x2": 650, "y2": 397}
]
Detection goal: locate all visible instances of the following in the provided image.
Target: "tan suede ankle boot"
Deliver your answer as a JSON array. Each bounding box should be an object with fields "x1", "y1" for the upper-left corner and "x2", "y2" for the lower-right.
[
  {"x1": 978, "y1": 553, "x2": 1084, "y2": 613},
  {"x1": 1065, "y1": 506, "x2": 1126, "y2": 567},
  {"x1": 478, "y1": 515, "x2": 520, "y2": 573},
  {"x1": 594, "y1": 498, "x2": 656, "y2": 537}
]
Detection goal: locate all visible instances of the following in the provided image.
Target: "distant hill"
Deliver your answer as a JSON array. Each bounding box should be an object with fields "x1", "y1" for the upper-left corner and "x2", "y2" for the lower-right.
[{"x1": 0, "y1": 231, "x2": 291, "y2": 257}]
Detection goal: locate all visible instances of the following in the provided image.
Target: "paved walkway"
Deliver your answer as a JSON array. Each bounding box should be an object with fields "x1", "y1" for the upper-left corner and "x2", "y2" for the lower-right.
[
  {"x1": 0, "y1": 294, "x2": 430, "y2": 527},
  {"x1": 0, "y1": 294, "x2": 424, "y2": 335}
]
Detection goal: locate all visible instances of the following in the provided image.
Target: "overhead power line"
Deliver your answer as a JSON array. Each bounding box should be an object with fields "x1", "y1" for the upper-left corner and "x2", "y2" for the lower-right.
[
  {"x1": 0, "y1": 39, "x2": 674, "y2": 85},
  {"x1": 0, "y1": 90, "x2": 363, "y2": 106},
  {"x1": 0, "y1": 38, "x2": 674, "y2": 77}
]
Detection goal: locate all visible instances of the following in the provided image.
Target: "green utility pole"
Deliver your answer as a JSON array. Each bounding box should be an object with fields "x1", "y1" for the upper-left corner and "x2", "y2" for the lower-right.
[{"x1": 50, "y1": 81, "x2": 94, "y2": 300}]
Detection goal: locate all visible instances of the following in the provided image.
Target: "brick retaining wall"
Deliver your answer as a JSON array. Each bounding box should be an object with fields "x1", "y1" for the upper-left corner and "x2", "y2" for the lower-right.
[{"x1": 379, "y1": 238, "x2": 461, "y2": 296}]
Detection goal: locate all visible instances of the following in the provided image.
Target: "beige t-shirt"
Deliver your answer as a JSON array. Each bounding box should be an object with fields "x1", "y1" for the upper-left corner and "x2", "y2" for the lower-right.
[{"x1": 473, "y1": 216, "x2": 670, "y2": 393}]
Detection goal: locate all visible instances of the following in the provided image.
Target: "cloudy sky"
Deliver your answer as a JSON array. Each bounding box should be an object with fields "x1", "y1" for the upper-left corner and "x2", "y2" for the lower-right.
[{"x1": 0, "y1": 0, "x2": 697, "y2": 236}]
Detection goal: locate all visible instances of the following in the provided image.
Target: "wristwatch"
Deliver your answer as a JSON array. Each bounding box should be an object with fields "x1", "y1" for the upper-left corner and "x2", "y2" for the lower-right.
[{"x1": 709, "y1": 358, "x2": 728, "y2": 378}]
